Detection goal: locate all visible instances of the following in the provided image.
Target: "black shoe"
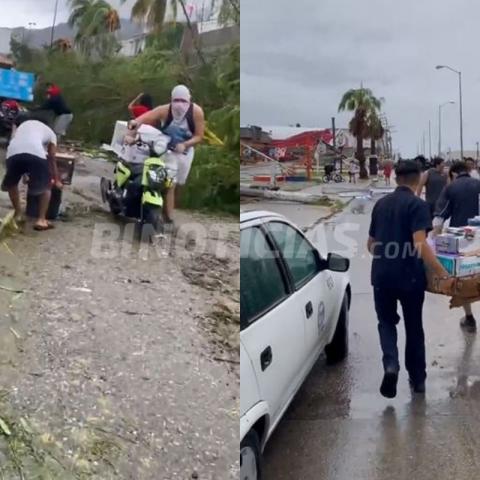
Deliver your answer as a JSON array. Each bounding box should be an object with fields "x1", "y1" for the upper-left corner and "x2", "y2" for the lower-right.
[
  {"x1": 380, "y1": 370, "x2": 398, "y2": 399},
  {"x1": 460, "y1": 315, "x2": 477, "y2": 333},
  {"x1": 409, "y1": 379, "x2": 426, "y2": 394}
]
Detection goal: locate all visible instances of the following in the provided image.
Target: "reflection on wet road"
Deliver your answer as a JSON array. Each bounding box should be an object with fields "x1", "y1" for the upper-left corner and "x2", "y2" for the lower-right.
[{"x1": 264, "y1": 196, "x2": 480, "y2": 480}]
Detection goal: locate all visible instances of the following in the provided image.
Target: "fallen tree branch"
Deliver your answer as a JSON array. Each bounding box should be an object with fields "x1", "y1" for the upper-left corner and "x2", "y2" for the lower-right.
[{"x1": 0, "y1": 285, "x2": 24, "y2": 294}]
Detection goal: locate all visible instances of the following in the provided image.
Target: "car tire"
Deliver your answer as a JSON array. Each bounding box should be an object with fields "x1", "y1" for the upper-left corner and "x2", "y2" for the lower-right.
[
  {"x1": 240, "y1": 430, "x2": 262, "y2": 480},
  {"x1": 325, "y1": 294, "x2": 349, "y2": 365}
]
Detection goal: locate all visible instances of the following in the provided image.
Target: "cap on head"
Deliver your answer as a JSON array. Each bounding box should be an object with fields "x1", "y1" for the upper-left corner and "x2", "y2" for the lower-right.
[{"x1": 171, "y1": 84, "x2": 191, "y2": 102}]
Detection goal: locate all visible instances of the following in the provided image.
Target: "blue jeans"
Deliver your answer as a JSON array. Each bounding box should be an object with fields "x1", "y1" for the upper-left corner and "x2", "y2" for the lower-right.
[{"x1": 373, "y1": 287, "x2": 426, "y2": 384}]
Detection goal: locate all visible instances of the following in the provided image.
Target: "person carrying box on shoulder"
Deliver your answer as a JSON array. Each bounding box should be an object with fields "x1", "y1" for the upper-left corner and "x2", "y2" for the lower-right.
[{"x1": 433, "y1": 160, "x2": 480, "y2": 332}]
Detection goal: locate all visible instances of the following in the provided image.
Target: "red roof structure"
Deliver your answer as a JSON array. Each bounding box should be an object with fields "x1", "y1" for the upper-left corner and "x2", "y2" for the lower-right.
[{"x1": 270, "y1": 129, "x2": 334, "y2": 149}]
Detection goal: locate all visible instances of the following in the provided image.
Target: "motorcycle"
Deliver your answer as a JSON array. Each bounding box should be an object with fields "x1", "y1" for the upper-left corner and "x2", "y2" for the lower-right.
[
  {"x1": 100, "y1": 130, "x2": 175, "y2": 239},
  {"x1": 0, "y1": 103, "x2": 20, "y2": 137}
]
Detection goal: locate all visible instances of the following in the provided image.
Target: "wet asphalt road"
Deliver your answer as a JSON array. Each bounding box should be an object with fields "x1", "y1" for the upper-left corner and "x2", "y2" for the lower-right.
[{"x1": 262, "y1": 195, "x2": 480, "y2": 480}]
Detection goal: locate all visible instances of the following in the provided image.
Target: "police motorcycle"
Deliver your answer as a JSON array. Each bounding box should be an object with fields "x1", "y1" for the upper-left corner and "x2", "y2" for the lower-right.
[{"x1": 100, "y1": 124, "x2": 175, "y2": 238}]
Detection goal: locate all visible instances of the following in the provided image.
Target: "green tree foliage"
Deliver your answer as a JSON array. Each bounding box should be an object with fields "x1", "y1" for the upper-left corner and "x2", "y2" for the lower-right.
[
  {"x1": 338, "y1": 87, "x2": 383, "y2": 178},
  {"x1": 68, "y1": 0, "x2": 121, "y2": 58}
]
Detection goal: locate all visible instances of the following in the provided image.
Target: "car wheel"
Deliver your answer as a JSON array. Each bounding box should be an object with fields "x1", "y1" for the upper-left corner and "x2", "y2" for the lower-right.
[
  {"x1": 325, "y1": 294, "x2": 349, "y2": 365},
  {"x1": 240, "y1": 430, "x2": 262, "y2": 480}
]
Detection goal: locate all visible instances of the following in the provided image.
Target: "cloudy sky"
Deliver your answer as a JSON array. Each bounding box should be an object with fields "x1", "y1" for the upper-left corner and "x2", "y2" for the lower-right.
[
  {"x1": 0, "y1": 1, "x2": 140, "y2": 29},
  {"x1": 1, "y1": 0, "x2": 212, "y2": 28},
  {"x1": 241, "y1": 0, "x2": 480, "y2": 157}
]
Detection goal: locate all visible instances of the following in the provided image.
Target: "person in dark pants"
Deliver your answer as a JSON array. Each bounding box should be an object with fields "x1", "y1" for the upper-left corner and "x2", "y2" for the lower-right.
[
  {"x1": 434, "y1": 160, "x2": 480, "y2": 332},
  {"x1": 40, "y1": 84, "x2": 73, "y2": 141},
  {"x1": 1, "y1": 113, "x2": 61, "y2": 230},
  {"x1": 368, "y1": 160, "x2": 452, "y2": 398},
  {"x1": 416, "y1": 157, "x2": 447, "y2": 218}
]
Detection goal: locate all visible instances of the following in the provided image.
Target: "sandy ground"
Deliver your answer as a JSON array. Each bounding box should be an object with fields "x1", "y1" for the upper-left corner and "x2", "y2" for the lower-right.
[{"x1": 0, "y1": 151, "x2": 239, "y2": 479}]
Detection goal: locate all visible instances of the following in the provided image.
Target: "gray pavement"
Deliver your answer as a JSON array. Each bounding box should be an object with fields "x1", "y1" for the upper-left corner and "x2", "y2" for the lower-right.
[
  {"x1": 263, "y1": 195, "x2": 480, "y2": 480},
  {"x1": 240, "y1": 199, "x2": 331, "y2": 230},
  {"x1": 0, "y1": 153, "x2": 239, "y2": 478}
]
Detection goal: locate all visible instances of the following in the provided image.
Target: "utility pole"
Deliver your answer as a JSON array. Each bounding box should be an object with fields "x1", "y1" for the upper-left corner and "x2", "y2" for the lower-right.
[
  {"x1": 50, "y1": 0, "x2": 59, "y2": 48},
  {"x1": 477, "y1": 142, "x2": 479, "y2": 162},
  {"x1": 422, "y1": 132, "x2": 426, "y2": 156},
  {"x1": 331, "y1": 117, "x2": 337, "y2": 171},
  {"x1": 428, "y1": 120, "x2": 432, "y2": 159}
]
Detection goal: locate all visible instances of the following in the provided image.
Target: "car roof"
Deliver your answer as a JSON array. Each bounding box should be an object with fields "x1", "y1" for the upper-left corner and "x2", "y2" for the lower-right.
[{"x1": 240, "y1": 210, "x2": 286, "y2": 226}]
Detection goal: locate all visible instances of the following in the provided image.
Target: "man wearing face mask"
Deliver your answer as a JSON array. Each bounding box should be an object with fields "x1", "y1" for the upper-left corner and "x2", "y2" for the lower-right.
[{"x1": 129, "y1": 85, "x2": 205, "y2": 227}]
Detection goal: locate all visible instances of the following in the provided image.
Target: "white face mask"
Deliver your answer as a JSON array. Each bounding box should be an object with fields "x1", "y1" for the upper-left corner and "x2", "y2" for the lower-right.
[{"x1": 171, "y1": 100, "x2": 190, "y2": 121}]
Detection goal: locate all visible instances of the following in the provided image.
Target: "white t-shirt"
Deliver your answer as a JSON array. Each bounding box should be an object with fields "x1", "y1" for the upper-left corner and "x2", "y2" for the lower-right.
[
  {"x1": 7, "y1": 120, "x2": 57, "y2": 160},
  {"x1": 470, "y1": 169, "x2": 480, "y2": 180}
]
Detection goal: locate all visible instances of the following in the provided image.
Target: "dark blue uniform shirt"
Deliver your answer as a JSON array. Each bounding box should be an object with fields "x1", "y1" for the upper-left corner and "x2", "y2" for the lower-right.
[
  {"x1": 434, "y1": 172, "x2": 480, "y2": 227},
  {"x1": 369, "y1": 186, "x2": 432, "y2": 291}
]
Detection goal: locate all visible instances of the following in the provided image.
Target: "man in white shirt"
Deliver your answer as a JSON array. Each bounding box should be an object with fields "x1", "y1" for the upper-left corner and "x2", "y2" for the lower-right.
[
  {"x1": 1, "y1": 113, "x2": 61, "y2": 231},
  {"x1": 466, "y1": 157, "x2": 480, "y2": 179}
]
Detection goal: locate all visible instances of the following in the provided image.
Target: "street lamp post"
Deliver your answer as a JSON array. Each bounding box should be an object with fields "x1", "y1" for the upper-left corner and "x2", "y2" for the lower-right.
[
  {"x1": 436, "y1": 65, "x2": 464, "y2": 160},
  {"x1": 438, "y1": 101, "x2": 455, "y2": 157},
  {"x1": 50, "y1": 0, "x2": 60, "y2": 48},
  {"x1": 429, "y1": 120, "x2": 432, "y2": 159}
]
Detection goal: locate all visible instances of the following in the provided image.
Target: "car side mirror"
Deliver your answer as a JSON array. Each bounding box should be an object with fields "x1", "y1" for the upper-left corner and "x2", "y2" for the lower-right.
[{"x1": 326, "y1": 253, "x2": 350, "y2": 272}]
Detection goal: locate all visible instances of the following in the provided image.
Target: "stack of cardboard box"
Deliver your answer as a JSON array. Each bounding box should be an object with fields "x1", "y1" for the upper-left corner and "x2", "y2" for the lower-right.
[{"x1": 434, "y1": 226, "x2": 480, "y2": 277}]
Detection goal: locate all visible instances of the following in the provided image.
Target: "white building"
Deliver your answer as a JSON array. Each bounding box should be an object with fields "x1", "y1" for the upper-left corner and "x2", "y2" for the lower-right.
[
  {"x1": 119, "y1": 32, "x2": 148, "y2": 57},
  {"x1": 119, "y1": 0, "x2": 234, "y2": 57},
  {"x1": 0, "y1": 28, "x2": 12, "y2": 55}
]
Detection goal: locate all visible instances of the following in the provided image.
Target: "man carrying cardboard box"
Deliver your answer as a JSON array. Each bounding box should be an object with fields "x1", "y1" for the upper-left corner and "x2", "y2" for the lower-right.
[
  {"x1": 368, "y1": 160, "x2": 453, "y2": 398},
  {"x1": 434, "y1": 161, "x2": 480, "y2": 332}
]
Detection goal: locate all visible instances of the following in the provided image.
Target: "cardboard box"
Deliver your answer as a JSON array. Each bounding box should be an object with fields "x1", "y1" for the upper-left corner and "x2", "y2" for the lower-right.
[
  {"x1": 435, "y1": 234, "x2": 467, "y2": 254},
  {"x1": 110, "y1": 121, "x2": 169, "y2": 163},
  {"x1": 435, "y1": 234, "x2": 480, "y2": 254},
  {"x1": 56, "y1": 152, "x2": 76, "y2": 185},
  {"x1": 437, "y1": 253, "x2": 480, "y2": 277}
]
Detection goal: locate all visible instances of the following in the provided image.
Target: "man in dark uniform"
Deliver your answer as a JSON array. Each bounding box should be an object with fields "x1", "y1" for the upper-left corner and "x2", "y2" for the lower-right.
[
  {"x1": 416, "y1": 157, "x2": 448, "y2": 218},
  {"x1": 368, "y1": 160, "x2": 451, "y2": 398},
  {"x1": 434, "y1": 160, "x2": 480, "y2": 332}
]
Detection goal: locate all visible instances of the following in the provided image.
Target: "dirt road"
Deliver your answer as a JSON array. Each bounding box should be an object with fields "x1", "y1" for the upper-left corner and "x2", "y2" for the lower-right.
[{"x1": 0, "y1": 152, "x2": 239, "y2": 479}]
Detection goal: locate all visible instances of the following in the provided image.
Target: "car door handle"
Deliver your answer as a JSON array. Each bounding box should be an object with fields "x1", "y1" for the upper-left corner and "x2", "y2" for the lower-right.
[
  {"x1": 260, "y1": 346, "x2": 272, "y2": 371},
  {"x1": 305, "y1": 301, "x2": 313, "y2": 318}
]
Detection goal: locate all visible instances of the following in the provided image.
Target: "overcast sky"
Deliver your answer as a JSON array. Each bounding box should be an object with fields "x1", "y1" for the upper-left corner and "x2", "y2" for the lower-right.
[
  {"x1": 241, "y1": 0, "x2": 480, "y2": 157},
  {"x1": 1, "y1": 0, "x2": 137, "y2": 29}
]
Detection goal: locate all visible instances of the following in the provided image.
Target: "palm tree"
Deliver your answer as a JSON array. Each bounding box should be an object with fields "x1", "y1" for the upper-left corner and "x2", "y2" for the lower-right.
[
  {"x1": 121, "y1": 0, "x2": 207, "y2": 64},
  {"x1": 68, "y1": 0, "x2": 121, "y2": 58},
  {"x1": 338, "y1": 87, "x2": 383, "y2": 178},
  {"x1": 52, "y1": 38, "x2": 73, "y2": 53},
  {"x1": 366, "y1": 111, "x2": 385, "y2": 156},
  {"x1": 120, "y1": 0, "x2": 178, "y2": 32},
  {"x1": 218, "y1": 0, "x2": 240, "y2": 25}
]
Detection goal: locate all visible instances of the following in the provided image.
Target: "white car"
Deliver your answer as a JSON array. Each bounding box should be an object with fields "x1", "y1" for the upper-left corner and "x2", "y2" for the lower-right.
[{"x1": 240, "y1": 210, "x2": 351, "y2": 479}]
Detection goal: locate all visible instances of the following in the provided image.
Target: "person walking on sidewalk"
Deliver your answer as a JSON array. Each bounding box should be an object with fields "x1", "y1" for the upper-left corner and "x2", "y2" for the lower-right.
[
  {"x1": 466, "y1": 157, "x2": 480, "y2": 179},
  {"x1": 433, "y1": 160, "x2": 480, "y2": 332},
  {"x1": 368, "y1": 160, "x2": 452, "y2": 398},
  {"x1": 383, "y1": 160, "x2": 393, "y2": 186},
  {"x1": 416, "y1": 157, "x2": 447, "y2": 218}
]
